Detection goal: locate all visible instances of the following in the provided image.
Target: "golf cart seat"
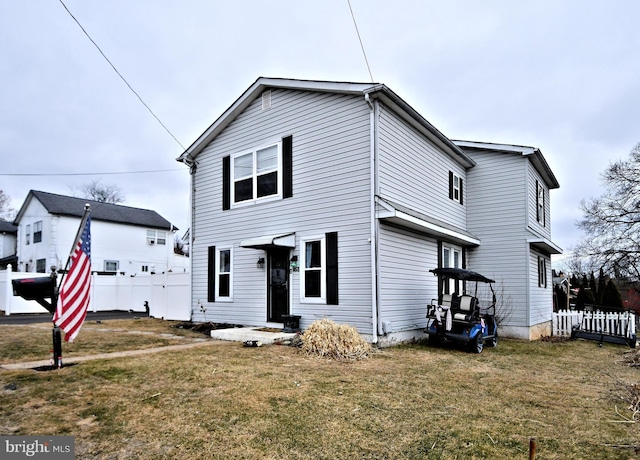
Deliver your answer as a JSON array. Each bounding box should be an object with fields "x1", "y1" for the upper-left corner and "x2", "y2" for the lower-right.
[{"x1": 452, "y1": 295, "x2": 478, "y2": 322}]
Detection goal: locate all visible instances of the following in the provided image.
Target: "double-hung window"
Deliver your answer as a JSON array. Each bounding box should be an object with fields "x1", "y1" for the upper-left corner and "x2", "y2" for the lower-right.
[
  {"x1": 33, "y1": 221, "x2": 43, "y2": 243},
  {"x1": 449, "y1": 171, "x2": 463, "y2": 205},
  {"x1": 232, "y1": 143, "x2": 281, "y2": 204},
  {"x1": 442, "y1": 245, "x2": 462, "y2": 294},
  {"x1": 538, "y1": 256, "x2": 547, "y2": 288},
  {"x1": 301, "y1": 237, "x2": 325, "y2": 302},
  {"x1": 208, "y1": 246, "x2": 233, "y2": 301},
  {"x1": 26, "y1": 224, "x2": 31, "y2": 245},
  {"x1": 536, "y1": 180, "x2": 546, "y2": 226}
]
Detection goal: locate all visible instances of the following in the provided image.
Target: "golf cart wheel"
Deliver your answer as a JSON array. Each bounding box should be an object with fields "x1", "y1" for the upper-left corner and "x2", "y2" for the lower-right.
[{"x1": 471, "y1": 333, "x2": 484, "y2": 354}]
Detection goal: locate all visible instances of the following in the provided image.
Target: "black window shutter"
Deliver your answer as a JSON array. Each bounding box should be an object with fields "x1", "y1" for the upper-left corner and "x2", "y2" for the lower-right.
[
  {"x1": 222, "y1": 156, "x2": 230, "y2": 210},
  {"x1": 326, "y1": 232, "x2": 338, "y2": 305},
  {"x1": 283, "y1": 135, "x2": 293, "y2": 198},
  {"x1": 535, "y1": 180, "x2": 540, "y2": 222},
  {"x1": 459, "y1": 178, "x2": 464, "y2": 205},
  {"x1": 207, "y1": 246, "x2": 216, "y2": 302},
  {"x1": 448, "y1": 171, "x2": 454, "y2": 200}
]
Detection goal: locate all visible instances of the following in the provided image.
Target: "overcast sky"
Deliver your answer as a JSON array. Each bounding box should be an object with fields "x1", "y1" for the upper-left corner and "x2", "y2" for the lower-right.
[{"x1": 2, "y1": 1, "x2": 638, "y2": 264}]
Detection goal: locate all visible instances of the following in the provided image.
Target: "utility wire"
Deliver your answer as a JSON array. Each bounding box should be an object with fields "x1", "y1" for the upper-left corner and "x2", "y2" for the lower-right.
[
  {"x1": 347, "y1": 0, "x2": 374, "y2": 83},
  {"x1": 0, "y1": 169, "x2": 184, "y2": 177},
  {"x1": 58, "y1": 0, "x2": 186, "y2": 150}
]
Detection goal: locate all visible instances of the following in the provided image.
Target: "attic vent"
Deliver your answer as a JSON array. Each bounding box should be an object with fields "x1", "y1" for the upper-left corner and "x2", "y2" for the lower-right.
[{"x1": 262, "y1": 90, "x2": 272, "y2": 110}]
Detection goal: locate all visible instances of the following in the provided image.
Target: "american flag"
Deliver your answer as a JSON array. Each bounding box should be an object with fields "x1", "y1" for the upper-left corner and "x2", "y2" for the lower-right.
[{"x1": 54, "y1": 215, "x2": 92, "y2": 342}]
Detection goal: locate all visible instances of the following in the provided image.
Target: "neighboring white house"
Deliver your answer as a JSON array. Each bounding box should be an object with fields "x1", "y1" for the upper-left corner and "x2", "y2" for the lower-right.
[
  {"x1": 0, "y1": 220, "x2": 18, "y2": 269},
  {"x1": 14, "y1": 190, "x2": 181, "y2": 275},
  {"x1": 177, "y1": 77, "x2": 562, "y2": 344}
]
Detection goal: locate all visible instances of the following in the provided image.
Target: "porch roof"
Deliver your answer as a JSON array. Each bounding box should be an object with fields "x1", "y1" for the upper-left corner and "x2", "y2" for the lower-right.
[
  {"x1": 240, "y1": 232, "x2": 296, "y2": 249},
  {"x1": 376, "y1": 197, "x2": 481, "y2": 247}
]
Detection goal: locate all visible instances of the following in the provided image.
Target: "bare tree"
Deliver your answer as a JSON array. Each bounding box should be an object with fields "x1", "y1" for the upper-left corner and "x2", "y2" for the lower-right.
[
  {"x1": 576, "y1": 143, "x2": 640, "y2": 281},
  {"x1": 76, "y1": 180, "x2": 125, "y2": 204},
  {"x1": 0, "y1": 190, "x2": 16, "y2": 221}
]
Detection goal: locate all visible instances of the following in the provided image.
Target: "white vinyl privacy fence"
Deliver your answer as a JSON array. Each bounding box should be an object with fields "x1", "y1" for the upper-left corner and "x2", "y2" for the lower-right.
[{"x1": 0, "y1": 265, "x2": 191, "y2": 321}]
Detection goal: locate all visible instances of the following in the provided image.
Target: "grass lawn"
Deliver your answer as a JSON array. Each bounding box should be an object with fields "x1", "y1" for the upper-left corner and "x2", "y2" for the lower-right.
[{"x1": 0, "y1": 318, "x2": 639, "y2": 459}]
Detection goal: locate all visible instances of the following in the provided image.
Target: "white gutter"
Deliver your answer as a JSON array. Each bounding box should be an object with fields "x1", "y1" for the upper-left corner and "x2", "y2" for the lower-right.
[{"x1": 365, "y1": 93, "x2": 379, "y2": 344}]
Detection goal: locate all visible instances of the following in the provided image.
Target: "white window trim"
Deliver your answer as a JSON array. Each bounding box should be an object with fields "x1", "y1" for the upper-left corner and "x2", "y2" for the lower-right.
[
  {"x1": 105, "y1": 260, "x2": 119, "y2": 272},
  {"x1": 215, "y1": 247, "x2": 233, "y2": 302},
  {"x1": 442, "y1": 244, "x2": 462, "y2": 294},
  {"x1": 147, "y1": 229, "x2": 167, "y2": 245},
  {"x1": 231, "y1": 140, "x2": 283, "y2": 207},
  {"x1": 537, "y1": 182, "x2": 546, "y2": 226},
  {"x1": 452, "y1": 174, "x2": 461, "y2": 203},
  {"x1": 538, "y1": 256, "x2": 547, "y2": 288},
  {"x1": 300, "y1": 236, "x2": 326, "y2": 304}
]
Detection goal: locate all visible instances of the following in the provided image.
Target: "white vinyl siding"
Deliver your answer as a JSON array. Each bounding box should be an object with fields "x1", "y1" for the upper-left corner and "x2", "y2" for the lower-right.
[
  {"x1": 378, "y1": 224, "x2": 438, "y2": 332},
  {"x1": 190, "y1": 89, "x2": 374, "y2": 331}
]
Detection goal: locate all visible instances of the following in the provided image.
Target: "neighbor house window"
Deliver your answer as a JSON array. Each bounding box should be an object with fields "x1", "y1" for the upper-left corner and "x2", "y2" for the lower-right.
[
  {"x1": 449, "y1": 172, "x2": 463, "y2": 205},
  {"x1": 232, "y1": 142, "x2": 281, "y2": 204},
  {"x1": 36, "y1": 259, "x2": 46, "y2": 273},
  {"x1": 536, "y1": 180, "x2": 546, "y2": 226},
  {"x1": 33, "y1": 221, "x2": 43, "y2": 243},
  {"x1": 300, "y1": 233, "x2": 339, "y2": 304},
  {"x1": 105, "y1": 260, "x2": 119, "y2": 272},
  {"x1": 538, "y1": 256, "x2": 547, "y2": 288},
  {"x1": 141, "y1": 265, "x2": 149, "y2": 273},
  {"x1": 26, "y1": 224, "x2": 31, "y2": 245},
  {"x1": 147, "y1": 230, "x2": 167, "y2": 245}
]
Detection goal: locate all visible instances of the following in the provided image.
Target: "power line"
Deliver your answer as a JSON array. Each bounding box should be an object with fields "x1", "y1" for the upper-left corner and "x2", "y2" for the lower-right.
[
  {"x1": 0, "y1": 169, "x2": 184, "y2": 177},
  {"x1": 57, "y1": 0, "x2": 186, "y2": 150},
  {"x1": 347, "y1": 0, "x2": 374, "y2": 83}
]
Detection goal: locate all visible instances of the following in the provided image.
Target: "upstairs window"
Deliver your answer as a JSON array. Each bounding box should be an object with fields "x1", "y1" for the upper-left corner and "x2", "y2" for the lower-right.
[
  {"x1": 232, "y1": 143, "x2": 281, "y2": 204},
  {"x1": 33, "y1": 221, "x2": 43, "y2": 243},
  {"x1": 449, "y1": 172, "x2": 463, "y2": 205},
  {"x1": 26, "y1": 224, "x2": 31, "y2": 245},
  {"x1": 536, "y1": 180, "x2": 546, "y2": 226},
  {"x1": 223, "y1": 136, "x2": 293, "y2": 210}
]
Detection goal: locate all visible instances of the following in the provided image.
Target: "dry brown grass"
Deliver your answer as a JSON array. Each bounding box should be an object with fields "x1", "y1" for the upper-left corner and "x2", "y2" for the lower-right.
[{"x1": 0, "y1": 318, "x2": 639, "y2": 459}]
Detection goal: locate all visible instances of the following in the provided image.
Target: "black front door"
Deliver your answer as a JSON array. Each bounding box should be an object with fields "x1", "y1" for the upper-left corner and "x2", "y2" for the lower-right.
[{"x1": 268, "y1": 248, "x2": 290, "y2": 322}]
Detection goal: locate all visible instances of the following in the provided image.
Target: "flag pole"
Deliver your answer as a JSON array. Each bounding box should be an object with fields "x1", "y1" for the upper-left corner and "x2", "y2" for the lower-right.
[
  {"x1": 51, "y1": 203, "x2": 90, "y2": 368},
  {"x1": 57, "y1": 204, "x2": 91, "y2": 290}
]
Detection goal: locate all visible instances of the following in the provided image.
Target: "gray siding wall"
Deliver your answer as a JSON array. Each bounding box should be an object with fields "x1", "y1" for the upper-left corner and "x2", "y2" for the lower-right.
[
  {"x1": 377, "y1": 107, "x2": 467, "y2": 229},
  {"x1": 465, "y1": 150, "x2": 530, "y2": 327},
  {"x1": 529, "y1": 248, "x2": 552, "y2": 324},
  {"x1": 190, "y1": 89, "x2": 374, "y2": 332},
  {"x1": 527, "y1": 160, "x2": 553, "y2": 240},
  {"x1": 377, "y1": 224, "x2": 438, "y2": 333}
]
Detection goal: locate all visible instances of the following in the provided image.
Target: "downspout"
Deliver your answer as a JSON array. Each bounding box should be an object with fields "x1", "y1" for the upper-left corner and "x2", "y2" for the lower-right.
[
  {"x1": 365, "y1": 92, "x2": 379, "y2": 344},
  {"x1": 182, "y1": 157, "x2": 198, "y2": 321}
]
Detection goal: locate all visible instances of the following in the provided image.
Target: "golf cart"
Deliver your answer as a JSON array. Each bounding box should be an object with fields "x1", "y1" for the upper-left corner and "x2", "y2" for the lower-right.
[{"x1": 425, "y1": 267, "x2": 498, "y2": 353}]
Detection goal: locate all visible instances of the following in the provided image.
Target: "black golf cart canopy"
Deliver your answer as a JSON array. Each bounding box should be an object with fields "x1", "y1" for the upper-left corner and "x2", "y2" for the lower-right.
[{"x1": 429, "y1": 267, "x2": 495, "y2": 284}]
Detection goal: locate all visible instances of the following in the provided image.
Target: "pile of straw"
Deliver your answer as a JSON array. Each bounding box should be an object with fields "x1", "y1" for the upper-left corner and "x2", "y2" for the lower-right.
[{"x1": 300, "y1": 318, "x2": 371, "y2": 360}]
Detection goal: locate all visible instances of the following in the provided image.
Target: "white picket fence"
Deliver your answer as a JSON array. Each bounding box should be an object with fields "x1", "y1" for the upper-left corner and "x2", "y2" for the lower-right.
[
  {"x1": 552, "y1": 309, "x2": 637, "y2": 339},
  {"x1": 0, "y1": 265, "x2": 191, "y2": 321}
]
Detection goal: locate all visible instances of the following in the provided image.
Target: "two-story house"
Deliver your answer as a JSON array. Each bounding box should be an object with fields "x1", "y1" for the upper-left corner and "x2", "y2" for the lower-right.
[
  {"x1": 177, "y1": 77, "x2": 562, "y2": 344},
  {"x1": 14, "y1": 190, "x2": 178, "y2": 275}
]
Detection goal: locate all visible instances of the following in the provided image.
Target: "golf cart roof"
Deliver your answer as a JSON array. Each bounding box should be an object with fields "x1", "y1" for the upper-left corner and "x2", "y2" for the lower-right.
[{"x1": 429, "y1": 267, "x2": 495, "y2": 283}]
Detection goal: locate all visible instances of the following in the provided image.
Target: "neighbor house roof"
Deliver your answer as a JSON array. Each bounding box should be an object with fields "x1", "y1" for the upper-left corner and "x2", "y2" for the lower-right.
[
  {"x1": 453, "y1": 140, "x2": 560, "y2": 189},
  {"x1": 14, "y1": 190, "x2": 175, "y2": 231},
  {"x1": 0, "y1": 220, "x2": 17, "y2": 233},
  {"x1": 177, "y1": 77, "x2": 475, "y2": 169}
]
